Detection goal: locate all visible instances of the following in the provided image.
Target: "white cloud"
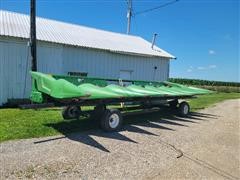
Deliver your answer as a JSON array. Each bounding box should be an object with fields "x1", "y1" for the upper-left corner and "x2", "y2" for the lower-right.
[
  {"x1": 209, "y1": 50, "x2": 216, "y2": 55},
  {"x1": 209, "y1": 64, "x2": 217, "y2": 69},
  {"x1": 188, "y1": 65, "x2": 217, "y2": 72},
  {"x1": 197, "y1": 66, "x2": 206, "y2": 70},
  {"x1": 187, "y1": 66, "x2": 194, "y2": 72},
  {"x1": 197, "y1": 65, "x2": 217, "y2": 71},
  {"x1": 187, "y1": 69, "x2": 193, "y2": 72},
  {"x1": 224, "y1": 34, "x2": 232, "y2": 41}
]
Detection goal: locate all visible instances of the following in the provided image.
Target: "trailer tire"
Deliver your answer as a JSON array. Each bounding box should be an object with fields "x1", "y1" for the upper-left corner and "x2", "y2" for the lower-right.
[
  {"x1": 169, "y1": 99, "x2": 178, "y2": 109},
  {"x1": 90, "y1": 104, "x2": 106, "y2": 123},
  {"x1": 101, "y1": 109, "x2": 123, "y2": 132},
  {"x1": 178, "y1": 101, "x2": 190, "y2": 117},
  {"x1": 62, "y1": 106, "x2": 81, "y2": 120},
  {"x1": 93, "y1": 104, "x2": 106, "y2": 117}
]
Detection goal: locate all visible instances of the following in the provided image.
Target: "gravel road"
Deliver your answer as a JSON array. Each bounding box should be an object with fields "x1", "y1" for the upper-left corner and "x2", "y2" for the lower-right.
[{"x1": 1, "y1": 99, "x2": 239, "y2": 179}]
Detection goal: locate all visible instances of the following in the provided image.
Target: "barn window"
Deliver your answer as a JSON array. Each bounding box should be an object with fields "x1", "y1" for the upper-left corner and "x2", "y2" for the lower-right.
[{"x1": 68, "y1": 72, "x2": 88, "y2": 77}]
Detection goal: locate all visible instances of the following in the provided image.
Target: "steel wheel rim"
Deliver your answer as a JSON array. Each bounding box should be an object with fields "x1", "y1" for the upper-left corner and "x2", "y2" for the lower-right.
[
  {"x1": 109, "y1": 113, "x2": 120, "y2": 128},
  {"x1": 183, "y1": 105, "x2": 189, "y2": 114},
  {"x1": 69, "y1": 106, "x2": 78, "y2": 117}
]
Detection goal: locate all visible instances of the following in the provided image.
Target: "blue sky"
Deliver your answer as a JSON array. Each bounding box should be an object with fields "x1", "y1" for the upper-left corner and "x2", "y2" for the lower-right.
[{"x1": 1, "y1": 0, "x2": 239, "y2": 82}]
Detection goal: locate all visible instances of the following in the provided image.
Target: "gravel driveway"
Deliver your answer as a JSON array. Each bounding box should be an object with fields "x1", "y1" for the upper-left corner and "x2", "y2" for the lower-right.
[{"x1": 1, "y1": 99, "x2": 239, "y2": 179}]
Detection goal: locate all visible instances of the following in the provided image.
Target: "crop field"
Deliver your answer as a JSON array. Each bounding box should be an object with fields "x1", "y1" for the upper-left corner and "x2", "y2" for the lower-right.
[{"x1": 169, "y1": 78, "x2": 240, "y2": 93}]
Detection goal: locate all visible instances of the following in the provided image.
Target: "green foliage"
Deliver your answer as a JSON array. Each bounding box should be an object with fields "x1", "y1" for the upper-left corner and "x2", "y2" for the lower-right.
[
  {"x1": 169, "y1": 78, "x2": 240, "y2": 87},
  {"x1": 196, "y1": 85, "x2": 240, "y2": 93},
  {"x1": 169, "y1": 78, "x2": 240, "y2": 92}
]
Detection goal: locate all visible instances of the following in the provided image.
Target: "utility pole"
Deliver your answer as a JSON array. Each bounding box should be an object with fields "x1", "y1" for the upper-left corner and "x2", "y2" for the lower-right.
[
  {"x1": 127, "y1": 0, "x2": 132, "y2": 34},
  {"x1": 30, "y1": 0, "x2": 37, "y2": 71},
  {"x1": 126, "y1": 0, "x2": 179, "y2": 34}
]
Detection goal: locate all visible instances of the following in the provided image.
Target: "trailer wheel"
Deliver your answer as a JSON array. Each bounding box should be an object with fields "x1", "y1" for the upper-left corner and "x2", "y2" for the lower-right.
[
  {"x1": 62, "y1": 106, "x2": 81, "y2": 120},
  {"x1": 90, "y1": 104, "x2": 106, "y2": 122},
  {"x1": 178, "y1": 101, "x2": 190, "y2": 117},
  {"x1": 169, "y1": 99, "x2": 178, "y2": 109},
  {"x1": 101, "y1": 109, "x2": 123, "y2": 132},
  {"x1": 94, "y1": 104, "x2": 106, "y2": 116}
]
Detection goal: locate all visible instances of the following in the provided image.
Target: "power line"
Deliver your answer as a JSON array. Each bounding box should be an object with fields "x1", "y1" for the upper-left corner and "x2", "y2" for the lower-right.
[
  {"x1": 126, "y1": 0, "x2": 179, "y2": 34},
  {"x1": 133, "y1": 0, "x2": 179, "y2": 16}
]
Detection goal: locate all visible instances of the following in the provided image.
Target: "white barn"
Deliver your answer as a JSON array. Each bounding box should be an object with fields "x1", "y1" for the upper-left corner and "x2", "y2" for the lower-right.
[{"x1": 0, "y1": 10, "x2": 174, "y2": 106}]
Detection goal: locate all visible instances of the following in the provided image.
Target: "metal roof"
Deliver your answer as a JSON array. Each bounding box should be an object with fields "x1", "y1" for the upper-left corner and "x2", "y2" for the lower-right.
[{"x1": 0, "y1": 10, "x2": 174, "y2": 58}]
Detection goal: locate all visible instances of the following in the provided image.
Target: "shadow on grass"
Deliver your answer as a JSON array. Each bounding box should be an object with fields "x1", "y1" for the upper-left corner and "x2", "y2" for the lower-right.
[{"x1": 39, "y1": 108, "x2": 217, "y2": 152}]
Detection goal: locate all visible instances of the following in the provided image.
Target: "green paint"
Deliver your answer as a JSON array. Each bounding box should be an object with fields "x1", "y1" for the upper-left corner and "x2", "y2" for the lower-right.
[{"x1": 30, "y1": 71, "x2": 212, "y2": 103}]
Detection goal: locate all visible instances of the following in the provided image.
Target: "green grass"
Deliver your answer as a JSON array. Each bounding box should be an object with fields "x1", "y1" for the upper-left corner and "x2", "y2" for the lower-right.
[
  {"x1": 189, "y1": 92, "x2": 240, "y2": 111},
  {"x1": 0, "y1": 92, "x2": 239, "y2": 142}
]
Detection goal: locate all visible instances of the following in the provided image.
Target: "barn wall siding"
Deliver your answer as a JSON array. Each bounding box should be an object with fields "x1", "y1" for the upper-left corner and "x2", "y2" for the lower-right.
[
  {"x1": 0, "y1": 39, "x2": 30, "y2": 106},
  {"x1": 62, "y1": 46, "x2": 169, "y2": 81},
  {"x1": 0, "y1": 38, "x2": 169, "y2": 106},
  {"x1": 0, "y1": 38, "x2": 64, "y2": 105}
]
